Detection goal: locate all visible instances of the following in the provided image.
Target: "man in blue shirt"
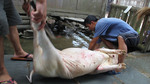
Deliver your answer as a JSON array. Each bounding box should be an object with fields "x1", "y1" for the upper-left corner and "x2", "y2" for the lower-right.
[{"x1": 84, "y1": 15, "x2": 139, "y2": 63}]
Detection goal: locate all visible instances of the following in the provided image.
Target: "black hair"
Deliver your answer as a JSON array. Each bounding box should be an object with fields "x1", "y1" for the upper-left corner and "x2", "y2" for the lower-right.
[{"x1": 84, "y1": 15, "x2": 98, "y2": 26}]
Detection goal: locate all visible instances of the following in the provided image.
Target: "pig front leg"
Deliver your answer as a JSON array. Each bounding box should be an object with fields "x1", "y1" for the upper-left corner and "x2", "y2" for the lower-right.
[
  {"x1": 95, "y1": 48, "x2": 126, "y2": 55},
  {"x1": 96, "y1": 48, "x2": 126, "y2": 63},
  {"x1": 91, "y1": 63, "x2": 126, "y2": 74}
]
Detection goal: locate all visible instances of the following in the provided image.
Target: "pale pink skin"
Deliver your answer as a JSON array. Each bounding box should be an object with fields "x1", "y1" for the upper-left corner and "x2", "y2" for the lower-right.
[{"x1": 29, "y1": 22, "x2": 126, "y2": 81}]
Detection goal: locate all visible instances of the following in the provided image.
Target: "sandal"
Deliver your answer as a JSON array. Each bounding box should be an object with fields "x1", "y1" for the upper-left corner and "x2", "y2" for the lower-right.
[
  {"x1": 11, "y1": 53, "x2": 33, "y2": 61},
  {"x1": 0, "y1": 78, "x2": 16, "y2": 84}
]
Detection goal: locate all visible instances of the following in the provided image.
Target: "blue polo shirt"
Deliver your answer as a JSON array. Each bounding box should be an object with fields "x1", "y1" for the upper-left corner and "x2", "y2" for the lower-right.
[{"x1": 94, "y1": 18, "x2": 138, "y2": 43}]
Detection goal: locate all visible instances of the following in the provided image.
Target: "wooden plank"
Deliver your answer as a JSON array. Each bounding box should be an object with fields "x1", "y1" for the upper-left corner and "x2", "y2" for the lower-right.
[
  {"x1": 127, "y1": 7, "x2": 139, "y2": 25},
  {"x1": 109, "y1": 4, "x2": 128, "y2": 21},
  {"x1": 138, "y1": 16, "x2": 150, "y2": 52},
  {"x1": 139, "y1": 16, "x2": 148, "y2": 44},
  {"x1": 130, "y1": 10, "x2": 140, "y2": 32},
  {"x1": 144, "y1": 35, "x2": 150, "y2": 52},
  {"x1": 21, "y1": 20, "x2": 30, "y2": 25},
  {"x1": 127, "y1": 11, "x2": 136, "y2": 27},
  {"x1": 142, "y1": 17, "x2": 150, "y2": 45},
  {"x1": 20, "y1": 16, "x2": 30, "y2": 20},
  {"x1": 134, "y1": 18, "x2": 143, "y2": 32},
  {"x1": 115, "y1": 8, "x2": 122, "y2": 18},
  {"x1": 121, "y1": 12, "x2": 128, "y2": 21},
  {"x1": 142, "y1": 31, "x2": 150, "y2": 52},
  {"x1": 109, "y1": 5, "x2": 117, "y2": 17},
  {"x1": 17, "y1": 25, "x2": 31, "y2": 30},
  {"x1": 110, "y1": 4, "x2": 127, "y2": 9}
]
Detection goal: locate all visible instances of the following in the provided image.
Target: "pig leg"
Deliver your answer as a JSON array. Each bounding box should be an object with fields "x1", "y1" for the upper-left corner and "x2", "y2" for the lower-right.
[
  {"x1": 95, "y1": 48, "x2": 126, "y2": 55},
  {"x1": 96, "y1": 48, "x2": 126, "y2": 63},
  {"x1": 26, "y1": 70, "x2": 34, "y2": 83},
  {"x1": 91, "y1": 63, "x2": 126, "y2": 74}
]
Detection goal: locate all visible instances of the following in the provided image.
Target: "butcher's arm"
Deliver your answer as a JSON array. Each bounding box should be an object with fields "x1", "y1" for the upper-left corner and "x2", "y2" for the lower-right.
[
  {"x1": 88, "y1": 37, "x2": 100, "y2": 50},
  {"x1": 93, "y1": 43, "x2": 100, "y2": 50}
]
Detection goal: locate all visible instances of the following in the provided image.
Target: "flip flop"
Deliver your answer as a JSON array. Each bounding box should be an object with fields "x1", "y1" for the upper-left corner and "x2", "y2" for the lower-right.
[
  {"x1": 0, "y1": 78, "x2": 16, "y2": 84},
  {"x1": 106, "y1": 70, "x2": 121, "y2": 75},
  {"x1": 11, "y1": 53, "x2": 33, "y2": 61}
]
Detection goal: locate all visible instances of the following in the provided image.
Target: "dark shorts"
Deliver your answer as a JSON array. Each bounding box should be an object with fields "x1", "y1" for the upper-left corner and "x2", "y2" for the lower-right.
[
  {"x1": 109, "y1": 33, "x2": 139, "y2": 52},
  {"x1": 0, "y1": 0, "x2": 22, "y2": 36},
  {"x1": 119, "y1": 33, "x2": 140, "y2": 52}
]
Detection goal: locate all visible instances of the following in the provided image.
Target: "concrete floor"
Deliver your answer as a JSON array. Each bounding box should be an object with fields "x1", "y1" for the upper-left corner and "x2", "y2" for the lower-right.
[{"x1": 4, "y1": 51, "x2": 150, "y2": 84}]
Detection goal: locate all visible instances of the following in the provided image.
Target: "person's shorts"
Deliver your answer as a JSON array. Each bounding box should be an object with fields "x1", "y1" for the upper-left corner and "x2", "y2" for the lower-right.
[
  {"x1": 119, "y1": 33, "x2": 140, "y2": 52},
  {"x1": 0, "y1": 0, "x2": 22, "y2": 36}
]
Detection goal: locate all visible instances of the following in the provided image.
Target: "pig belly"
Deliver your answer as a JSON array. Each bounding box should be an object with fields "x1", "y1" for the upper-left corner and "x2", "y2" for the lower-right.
[{"x1": 60, "y1": 48, "x2": 109, "y2": 78}]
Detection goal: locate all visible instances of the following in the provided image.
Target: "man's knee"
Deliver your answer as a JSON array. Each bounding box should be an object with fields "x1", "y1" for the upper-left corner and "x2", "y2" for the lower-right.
[
  {"x1": 118, "y1": 36, "x2": 123, "y2": 40},
  {"x1": 118, "y1": 36, "x2": 125, "y2": 44}
]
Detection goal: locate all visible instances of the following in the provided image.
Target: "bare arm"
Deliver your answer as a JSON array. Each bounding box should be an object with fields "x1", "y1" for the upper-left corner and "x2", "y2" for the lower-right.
[
  {"x1": 22, "y1": 0, "x2": 30, "y2": 16},
  {"x1": 117, "y1": 36, "x2": 127, "y2": 63},
  {"x1": 22, "y1": 0, "x2": 47, "y2": 30},
  {"x1": 93, "y1": 43, "x2": 100, "y2": 50},
  {"x1": 118, "y1": 36, "x2": 127, "y2": 53},
  {"x1": 88, "y1": 37, "x2": 100, "y2": 50}
]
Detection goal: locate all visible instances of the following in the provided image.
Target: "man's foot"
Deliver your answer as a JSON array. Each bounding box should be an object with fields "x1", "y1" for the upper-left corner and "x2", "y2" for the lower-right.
[
  {"x1": 0, "y1": 78, "x2": 17, "y2": 84},
  {"x1": 0, "y1": 67, "x2": 17, "y2": 84},
  {"x1": 11, "y1": 53, "x2": 33, "y2": 61},
  {"x1": 11, "y1": 51, "x2": 33, "y2": 61},
  {"x1": 14, "y1": 52, "x2": 33, "y2": 58}
]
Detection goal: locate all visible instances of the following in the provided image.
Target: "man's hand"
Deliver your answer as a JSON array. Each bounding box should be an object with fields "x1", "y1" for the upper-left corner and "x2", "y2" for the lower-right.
[
  {"x1": 88, "y1": 37, "x2": 99, "y2": 50},
  {"x1": 31, "y1": 0, "x2": 47, "y2": 30},
  {"x1": 22, "y1": 0, "x2": 30, "y2": 16}
]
